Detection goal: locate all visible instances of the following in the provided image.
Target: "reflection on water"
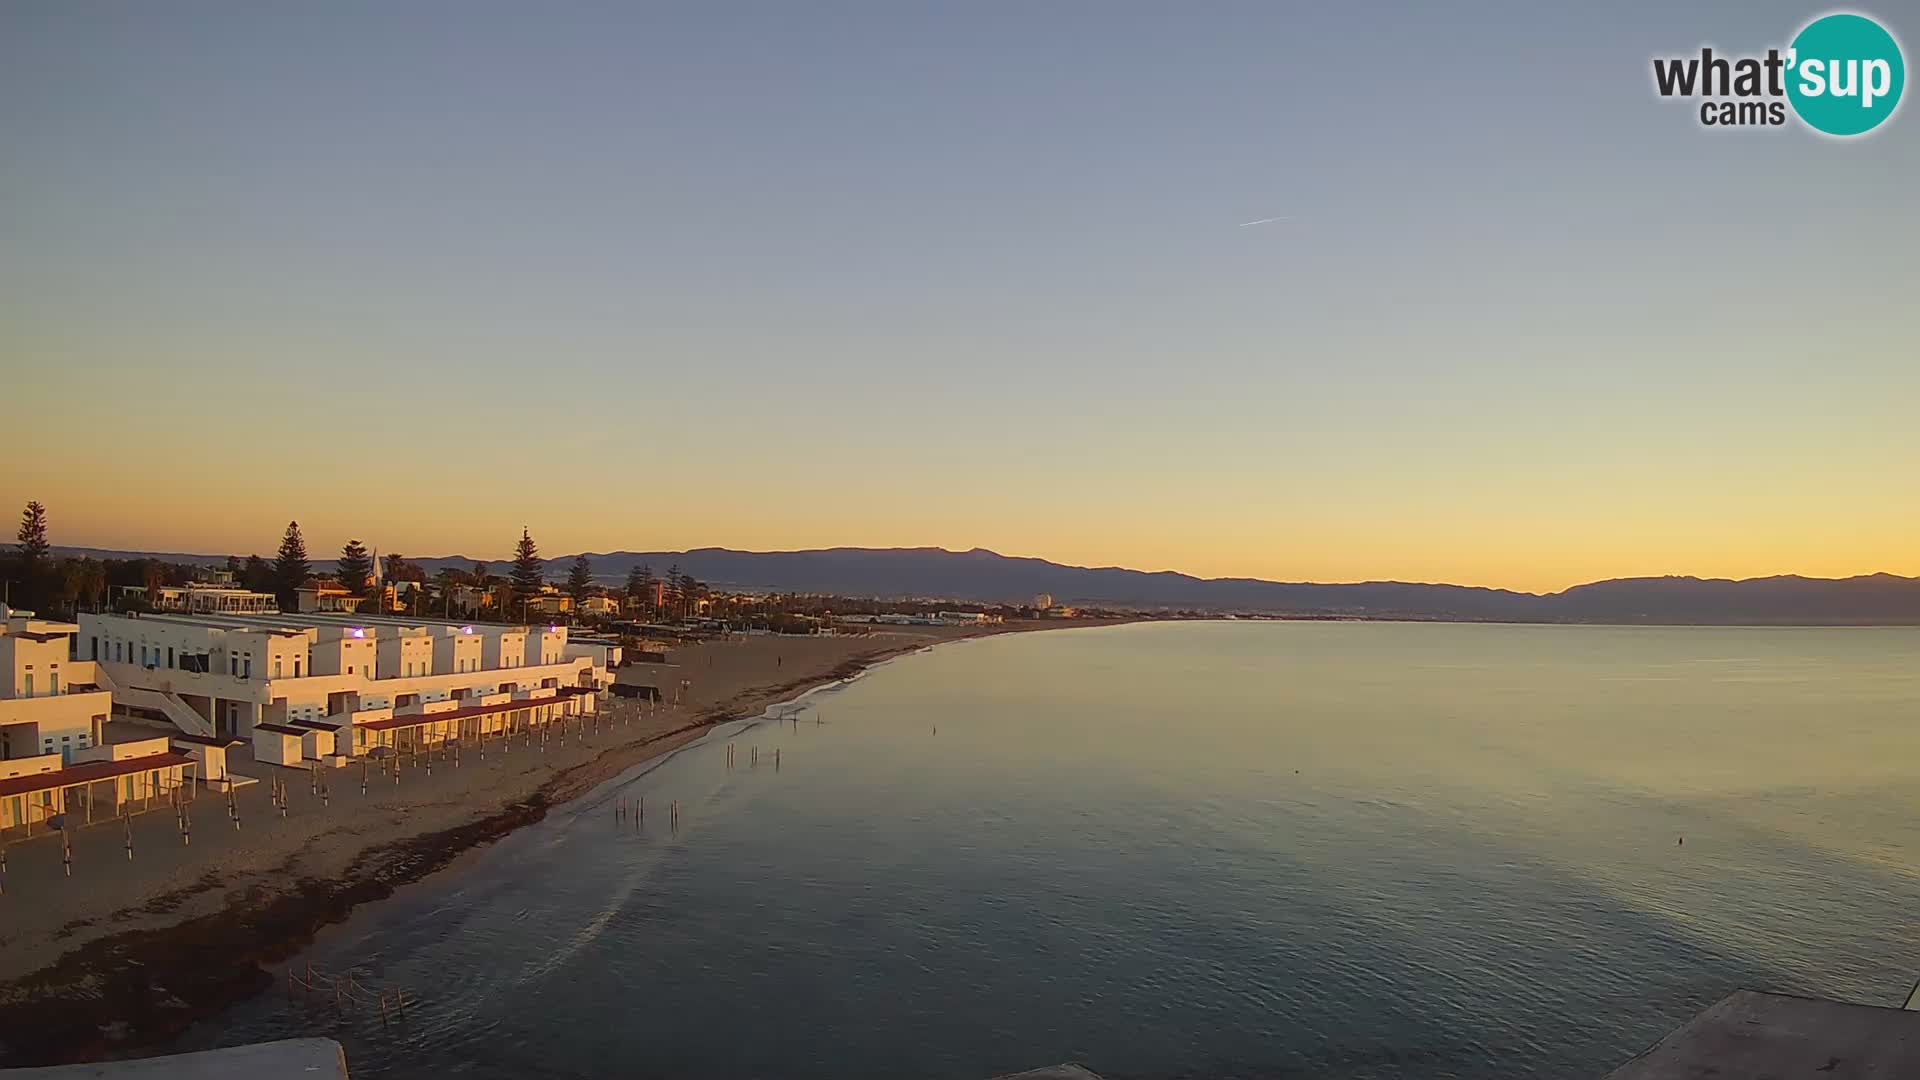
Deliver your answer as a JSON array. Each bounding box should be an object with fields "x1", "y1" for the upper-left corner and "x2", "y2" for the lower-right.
[{"x1": 172, "y1": 622, "x2": 1920, "y2": 1078}]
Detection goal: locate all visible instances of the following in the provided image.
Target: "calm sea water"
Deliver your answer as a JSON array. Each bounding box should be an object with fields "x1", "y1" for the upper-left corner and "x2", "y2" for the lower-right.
[{"x1": 174, "y1": 622, "x2": 1920, "y2": 1078}]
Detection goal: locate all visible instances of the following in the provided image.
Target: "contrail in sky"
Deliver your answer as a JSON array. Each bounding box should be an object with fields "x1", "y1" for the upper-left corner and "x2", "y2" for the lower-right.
[{"x1": 1237, "y1": 216, "x2": 1293, "y2": 227}]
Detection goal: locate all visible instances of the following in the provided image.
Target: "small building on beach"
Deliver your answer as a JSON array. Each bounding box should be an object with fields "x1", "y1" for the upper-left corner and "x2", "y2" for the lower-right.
[{"x1": 0, "y1": 737, "x2": 192, "y2": 836}]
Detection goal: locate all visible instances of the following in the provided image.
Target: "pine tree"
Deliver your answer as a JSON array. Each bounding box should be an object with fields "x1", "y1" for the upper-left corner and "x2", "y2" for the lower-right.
[
  {"x1": 15, "y1": 501, "x2": 49, "y2": 563},
  {"x1": 337, "y1": 539, "x2": 373, "y2": 595},
  {"x1": 510, "y1": 527, "x2": 544, "y2": 605},
  {"x1": 274, "y1": 521, "x2": 311, "y2": 609},
  {"x1": 566, "y1": 554, "x2": 594, "y2": 608},
  {"x1": 623, "y1": 563, "x2": 650, "y2": 610},
  {"x1": 664, "y1": 562, "x2": 683, "y2": 619}
]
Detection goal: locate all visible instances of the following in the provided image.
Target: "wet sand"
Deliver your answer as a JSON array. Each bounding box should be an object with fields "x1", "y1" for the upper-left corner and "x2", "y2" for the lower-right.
[{"x1": 0, "y1": 623, "x2": 1102, "y2": 1066}]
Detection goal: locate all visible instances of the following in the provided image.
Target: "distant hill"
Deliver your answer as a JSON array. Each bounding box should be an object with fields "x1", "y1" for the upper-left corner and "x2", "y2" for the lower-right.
[{"x1": 55, "y1": 544, "x2": 1920, "y2": 624}]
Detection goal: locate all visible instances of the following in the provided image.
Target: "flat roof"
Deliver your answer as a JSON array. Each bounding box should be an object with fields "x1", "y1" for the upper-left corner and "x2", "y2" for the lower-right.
[
  {"x1": 1606, "y1": 990, "x2": 1920, "y2": 1079},
  {"x1": 254, "y1": 723, "x2": 308, "y2": 736},
  {"x1": 0, "y1": 751, "x2": 190, "y2": 799},
  {"x1": 170, "y1": 733, "x2": 241, "y2": 748},
  {"x1": 289, "y1": 717, "x2": 344, "y2": 730},
  {"x1": 357, "y1": 692, "x2": 567, "y2": 733}
]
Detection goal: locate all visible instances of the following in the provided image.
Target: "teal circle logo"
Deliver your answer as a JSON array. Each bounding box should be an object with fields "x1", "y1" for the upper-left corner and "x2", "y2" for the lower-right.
[{"x1": 1786, "y1": 13, "x2": 1905, "y2": 136}]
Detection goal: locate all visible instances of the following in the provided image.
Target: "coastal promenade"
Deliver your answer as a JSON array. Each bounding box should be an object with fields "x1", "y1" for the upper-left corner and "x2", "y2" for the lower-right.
[{"x1": 0, "y1": 624, "x2": 1055, "y2": 1067}]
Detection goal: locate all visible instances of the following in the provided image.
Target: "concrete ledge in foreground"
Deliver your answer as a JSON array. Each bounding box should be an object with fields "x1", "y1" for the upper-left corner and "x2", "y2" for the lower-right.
[
  {"x1": 990, "y1": 1067, "x2": 1104, "y2": 1080},
  {"x1": 1606, "y1": 989, "x2": 1920, "y2": 1078},
  {"x1": 1, "y1": 1039, "x2": 348, "y2": 1079}
]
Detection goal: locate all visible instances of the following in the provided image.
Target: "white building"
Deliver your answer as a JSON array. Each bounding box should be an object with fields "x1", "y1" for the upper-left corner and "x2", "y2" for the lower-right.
[
  {"x1": 117, "y1": 583, "x2": 279, "y2": 616},
  {"x1": 77, "y1": 609, "x2": 615, "y2": 747},
  {"x1": 0, "y1": 605, "x2": 113, "y2": 764}
]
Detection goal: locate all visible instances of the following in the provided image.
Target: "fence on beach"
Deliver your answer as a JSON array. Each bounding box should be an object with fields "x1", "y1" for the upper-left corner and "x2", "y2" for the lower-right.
[{"x1": 287, "y1": 960, "x2": 418, "y2": 1029}]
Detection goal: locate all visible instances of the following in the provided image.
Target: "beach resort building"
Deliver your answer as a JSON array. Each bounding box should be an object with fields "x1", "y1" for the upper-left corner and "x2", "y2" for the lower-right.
[
  {"x1": 74, "y1": 610, "x2": 619, "y2": 766},
  {"x1": 0, "y1": 606, "x2": 192, "y2": 837},
  {"x1": 0, "y1": 605, "x2": 112, "y2": 763}
]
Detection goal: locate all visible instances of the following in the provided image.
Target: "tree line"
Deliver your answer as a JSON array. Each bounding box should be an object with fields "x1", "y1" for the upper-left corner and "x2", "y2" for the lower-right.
[{"x1": 5, "y1": 502, "x2": 711, "y2": 626}]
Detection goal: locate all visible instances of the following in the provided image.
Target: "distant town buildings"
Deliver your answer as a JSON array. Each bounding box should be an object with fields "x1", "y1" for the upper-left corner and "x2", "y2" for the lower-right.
[
  {"x1": 835, "y1": 611, "x2": 1003, "y2": 627},
  {"x1": 1032, "y1": 593, "x2": 1053, "y2": 611},
  {"x1": 116, "y1": 579, "x2": 279, "y2": 616}
]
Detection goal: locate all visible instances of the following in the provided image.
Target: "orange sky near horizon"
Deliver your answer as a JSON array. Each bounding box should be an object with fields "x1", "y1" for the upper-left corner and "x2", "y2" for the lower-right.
[{"x1": 4, "y1": 463, "x2": 1916, "y2": 596}]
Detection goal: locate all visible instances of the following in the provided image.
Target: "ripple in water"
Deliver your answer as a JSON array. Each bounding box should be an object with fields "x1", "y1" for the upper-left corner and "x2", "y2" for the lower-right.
[{"x1": 172, "y1": 622, "x2": 1920, "y2": 1078}]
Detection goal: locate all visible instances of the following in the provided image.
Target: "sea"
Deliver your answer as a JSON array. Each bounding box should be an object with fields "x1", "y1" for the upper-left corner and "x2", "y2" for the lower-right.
[{"x1": 168, "y1": 621, "x2": 1920, "y2": 1078}]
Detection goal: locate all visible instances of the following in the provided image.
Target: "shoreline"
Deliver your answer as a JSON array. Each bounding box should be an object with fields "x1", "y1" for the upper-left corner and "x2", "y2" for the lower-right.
[{"x1": 0, "y1": 621, "x2": 1121, "y2": 1068}]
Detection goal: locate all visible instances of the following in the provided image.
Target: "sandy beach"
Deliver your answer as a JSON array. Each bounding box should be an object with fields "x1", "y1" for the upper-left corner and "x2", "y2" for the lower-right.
[{"x1": 0, "y1": 622, "x2": 1101, "y2": 1066}]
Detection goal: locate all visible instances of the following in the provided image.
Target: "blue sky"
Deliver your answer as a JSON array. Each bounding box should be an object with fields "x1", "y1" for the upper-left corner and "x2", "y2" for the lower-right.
[{"x1": 2, "y1": 2, "x2": 1914, "y2": 590}]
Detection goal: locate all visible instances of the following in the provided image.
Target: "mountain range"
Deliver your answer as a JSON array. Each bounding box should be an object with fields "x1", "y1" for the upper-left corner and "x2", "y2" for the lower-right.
[{"x1": 48, "y1": 544, "x2": 1920, "y2": 624}]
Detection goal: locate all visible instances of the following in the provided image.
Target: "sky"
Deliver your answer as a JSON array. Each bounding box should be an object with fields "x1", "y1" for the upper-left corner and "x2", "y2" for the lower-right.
[{"x1": 1, "y1": 1, "x2": 1914, "y2": 594}]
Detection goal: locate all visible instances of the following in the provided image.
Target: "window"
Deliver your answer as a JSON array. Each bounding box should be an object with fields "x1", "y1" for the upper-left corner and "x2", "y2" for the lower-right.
[
  {"x1": 23, "y1": 675, "x2": 32, "y2": 698},
  {"x1": 168, "y1": 647, "x2": 175, "y2": 667},
  {"x1": 49, "y1": 673, "x2": 58, "y2": 695},
  {"x1": 274, "y1": 659, "x2": 283, "y2": 678}
]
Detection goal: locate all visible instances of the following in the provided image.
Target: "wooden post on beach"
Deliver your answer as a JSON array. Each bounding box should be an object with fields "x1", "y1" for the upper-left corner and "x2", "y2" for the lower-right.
[
  {"x1": 775, "y1": 747, "x2": 780, "y2": 772},
  {"x1": 124, "y1": 813, "x2": 134, "y2": 860},
  {"x1": 362, "y1": 757, "x2": 370, "y2": 796},
  {"x1": 62, "y1": 825, "x2": 72, "y2": 877},
  {"x1": 306, "y1": 960, "x2": 313, "y2": 997},
  {"x1": 1, "y1": 844, "x2": 8, "y2": 894},
  {"x1": 182, "y1": 801, "x2": 191, "y2": 846},
  {"x1": 379, "y1": 992, "x2": 390, "y2": 1028}
]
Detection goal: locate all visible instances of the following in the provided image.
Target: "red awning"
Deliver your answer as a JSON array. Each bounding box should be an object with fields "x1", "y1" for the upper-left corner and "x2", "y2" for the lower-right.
[
  {"x1": 0, "y1": 752, "x2": 191, "y2": 799},
  {"x1": 357, "y1": 693, "x2": 567, "y2": 733}
]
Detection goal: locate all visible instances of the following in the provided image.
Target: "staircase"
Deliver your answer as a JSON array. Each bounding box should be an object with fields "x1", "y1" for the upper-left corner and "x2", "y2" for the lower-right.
[{"x1": 94, "y1": 666, "x2": 218, "y2": 738}]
